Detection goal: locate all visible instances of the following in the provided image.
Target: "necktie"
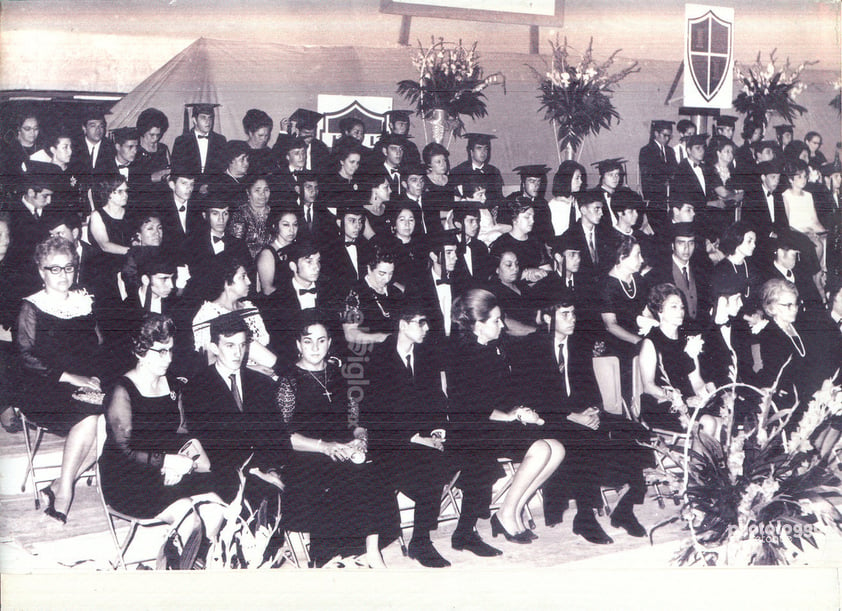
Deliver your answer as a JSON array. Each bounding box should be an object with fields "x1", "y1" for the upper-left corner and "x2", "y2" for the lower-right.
[
  {"x1": 298, "y1": 287, "x2": 317, "y2": 295},
  {"x1": 230, "y1": 374, "x2": 243, "y2": 411},
  {"x1": 557, "y1": 344, "x2": 568, "y2": 397},
  {"x1": 682, "y1": 266, "x2": 690, "y2": 285},
  {"x1": 588, "y1": 230, "x2": 598, "y2": 264},
  {"x1": 436, "y1": 278, "x2": 450, "y2": 286},
  {"x1": 196, "y1": 134, "x2": 208, "y2": 140},
  {"x1": 785, "y1": 270, "x2": 794, "y2": 281},
  {"x1": 212, "y1": 235, "x2": 223, "y2": 243},
  {"x1": 567, "y1": 277, "x2": 573, "y2": 288},
  {"x1": 405, "y1": 353, "x2": 413, "y2": 376},
  {"x1": 305, "y1": 205, "x2": 312, "y2": 226}
]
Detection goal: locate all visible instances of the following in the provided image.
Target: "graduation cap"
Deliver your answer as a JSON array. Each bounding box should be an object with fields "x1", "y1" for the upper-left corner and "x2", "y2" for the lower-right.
[
  {"x1": 715, "y1": 115, "x2": 737, "y2": 128},
  {"x1": 711, "y1": 269, "x2": 748, "y2": 298},
  {"x1": 280, "y1": 137, "x2": 308, "y2": 156},
  {"x1": 384, "y1": 110, "x2": 412, "y2": 124},
  {"x1": 137, "y1": 248, "x2": 177, "y2": 277},
  {"x1": 685, "y1": 134, "x2": 709, "y2": 148},
  {"x1": 399, "y1": 161, "x2": 427, "y2": 178},
  {"x1": 611, "y1": 187, "x2": 644, "y2": 213},
  {"x1": 289, "y1": 108, "x2": 323, "y2": 131},
  {"x1": 452, "y1": 200, "x2": 488, "y2": 223},
  {"x1": 339, "y1": 116, "x2": 365, "y2": 133},
  {"x1": 198, "y1": 191, "x2": 231, "y2": 211},
  {"x1": 294, "y1": 169, "x2": 320, "y2": 183},
  {"x1": 222, "y1": 140, "x2": 251, "y2": 165},
  {"x1": 773, "y1": 124, "x2": 794, "y2": 136},
  {"x1": 464, "y1": 133, "x2": 497, "y2": 148},
  {"x1": 512, "y1": 164, "x2": 551, "y2": 177},
  {"x1": 336, "y1": 203, "x2": 366, "y2": 219},
  {"x1": 752, "y1": 139, "x2": 778, "y2": 153},
  {"x1": 186, "y1": 103, "x2": 220, "y2": 118},
  {"x1": 756, "y1": 159, "x2": 783, "y2": 175},
  {"x1": 820, "y1": 158, "x2": 842, "y2": 177},
  {"x1": 287, "y1": 239, "x2": 320, "y2": 263},
  {"x1": 772, "y1": 230, "x2": 801, "y2": 252},
  {"x1": 112, "y1": 126, "x2": 139, "y2": 144},
  {"x1": 577, "y1": 189, "x2": 604, "y2": 208},
  {"x1": 40, "y1": 206, "x2": 82, "y2": 232},
  {"x1": 590, "y1": 158, "x2": 626, "y2": 175},
  {"x1": 378, "y1": 133, "x2": 405, "y2": 148},
  {"x1": 669, "y1": 221, "x2": 696, "y2": 240},
  {"x1": 650, "y1": 120, "x2": 674, "y2": 132},
  {"x1": 550, "y1": 232, "x2": 582, "y2": 256},
  {"x1": 425, "y1": 228, "x2": 460, "y2": 255}
]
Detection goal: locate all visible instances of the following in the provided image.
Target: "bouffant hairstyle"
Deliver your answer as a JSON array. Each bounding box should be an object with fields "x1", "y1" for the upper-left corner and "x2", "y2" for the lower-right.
[
  {"x1": 611, "y1": 235, "x2": 639, "y2": 268},
  {"x1": 422, "y1": 142, "x2": 450, "y2": 168},
  {"x1": 551, "y1": 160, "x2": 587, "y2": 197},
  {"x1": 207, "y1": 252, "x2": 247, "y2": 298},
  {"x1": 451, "y1": 288, "x2": 498, "y2": 335},
  {"x1": 132, "y1": 313, "x2": 175, "y2": 358},
  {"x1": 784, "y1": 158, "x2": 809, "y2": 179},
  {"x1": 647, "y1": 283, "x2": 683, "y2": 321},
  {"x1": 366, "y1": 245, "x2": 396, "y2": 272},
  {"x1": 718, "y1": 221, "x2": 754, "y2": 257},
  {"x1": 135, "y1": 108, "x2": 170, "y2": 138},
  {"x1": 242, "y1": 108, "x2": 273, "y2": 135},
  {"x1": 293, "y1": 308, "x2": 329, "y2": 342},
  {"x1": 267, "y1": 205, "x2": 300, "y2": 239},
  {"x1": 92, "y1": 174, "x2": 128, "y2": 209},
  {"x1": 761, "y1": 278, "x2": 798, "y2": 318},
  {"x1": 34, "y1": 235, "x2": 78, "y2": 268}
]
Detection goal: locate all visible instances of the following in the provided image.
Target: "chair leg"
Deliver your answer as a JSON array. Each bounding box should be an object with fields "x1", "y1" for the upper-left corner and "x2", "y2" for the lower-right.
[{"x1": 19, "y1": 413, "x2": 45, "y2": 510}]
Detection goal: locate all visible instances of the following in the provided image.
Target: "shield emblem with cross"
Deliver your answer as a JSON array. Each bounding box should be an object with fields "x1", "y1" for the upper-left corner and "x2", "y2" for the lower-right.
[{"x1": 687, "y1": 10, "x2": 733, "y2": 102}]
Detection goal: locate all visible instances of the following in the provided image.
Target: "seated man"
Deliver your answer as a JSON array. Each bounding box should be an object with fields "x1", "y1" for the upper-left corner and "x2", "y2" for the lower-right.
[
  {"x1": 516, "y1": 294, "x2": 654, "y2": 544},
  {"x1": 320, "y1": 204, "x2": 373, "y2": 290},
  {"x1": 366, "y1": 301, "x2": 453, "y2": 567},
  {"x1": 183, "y1": 314, "x2": 285, "y2": 514}
]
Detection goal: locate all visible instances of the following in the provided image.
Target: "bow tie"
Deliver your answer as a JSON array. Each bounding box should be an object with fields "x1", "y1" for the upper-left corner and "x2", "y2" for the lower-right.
[
  {"x1": 196, "y1": 134, "x2": 209, "y2": 140},
  {"x1": 298, "y1": 287, "x2": 317, "y2": 295},
  {"x1": 719, "y1": 320, "x2": 731, "y2": 328},
  {"x1": 436, "y1": 278, "x2": 450, "y2": 286},
  {"x1": 117, "y1": 163, "x2": 129, "y2": 169},
  {"x1": 345, "y1": 241, "x2": 357, "y2": 247},
  {"x1": 212, "y1": 235, "x2": 224, "y2": 243},
  {"x1": 692, "y1": 163, "x2": 700, "y2": 168},
  {"x1": 178, "y1": 205, "x2": 186, "y2": 212}
]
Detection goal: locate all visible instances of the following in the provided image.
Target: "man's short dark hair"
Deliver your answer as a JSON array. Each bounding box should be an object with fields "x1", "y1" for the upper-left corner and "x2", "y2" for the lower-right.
[{"x1": 209, "y1": 312, "x2": 251, "y2": 345}]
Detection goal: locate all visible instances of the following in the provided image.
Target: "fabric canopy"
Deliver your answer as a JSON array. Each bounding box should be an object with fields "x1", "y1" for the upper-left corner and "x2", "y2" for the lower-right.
[{"x1": 107, "y1": 37, "x2": 840, "y2": 191}]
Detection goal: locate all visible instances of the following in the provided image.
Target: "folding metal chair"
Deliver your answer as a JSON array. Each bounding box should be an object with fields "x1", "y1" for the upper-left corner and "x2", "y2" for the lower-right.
[
  {"x1": 283, "y1": 530, "x2": 312, "y2": 568},
  {"x1": 490, "y1": 458, "x2": 541, "y2": 530}
]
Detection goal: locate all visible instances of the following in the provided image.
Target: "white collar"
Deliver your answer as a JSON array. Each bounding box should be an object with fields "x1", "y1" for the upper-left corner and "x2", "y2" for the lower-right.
[{"x1": 25, "y1": 289, "x2": 93, "y2": 319}]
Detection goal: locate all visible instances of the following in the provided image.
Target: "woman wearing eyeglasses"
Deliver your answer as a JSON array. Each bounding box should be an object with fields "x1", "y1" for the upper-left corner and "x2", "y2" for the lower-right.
[{"x1": 16, "y1": 235, "x2": 105, "y2": 523}]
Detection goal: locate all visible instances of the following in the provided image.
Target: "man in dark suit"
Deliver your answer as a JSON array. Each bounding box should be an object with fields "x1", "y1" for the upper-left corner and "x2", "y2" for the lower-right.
[
  {"x1": 733, "y1": 118, "x2": 762, "y2": 192},
  {"x1": 761, "y1": 231, "x2": 824, "y2": 317},
  {"x1": 646, "y1": 222, "x2": 711, "y2": 333},
  {"x1": 506, "y1": 165, "x2": 552, "y2": 245},
  {"x1": 742, "y1": 160, "x2": 788, "y2": 258},
  {"x1": 557, "y1": 191, "x2": 612, "y2": 278},
  {"x1": 589, "y1": 158, "x2": 627, "y2": 231},
  {"x1": 271, "y1": 137, "x2": 307, "y2": 205},
  {"x1": 274, "y1": 108, "x2": 331, "y2": 176},
  {"x1": 292, "y1": 170, "x2": 336, "y2": 247},
  {"x1": 6, "y1": 173, "x2": 54, "y2": 297},
  {"x1": 183, "y1": 314, "x2": 285, "y2": 509},
  {"x1": 320, "y1": 204, "x2": 372, "y2": 290},
  {"x1": 815, "y1": 159, "x2": 841, "y2": 232},
  {"x1": 517, "y1": 295, "x2": 653, "y2": 543},
  {"x1": 171, "y1": 103, "x2": 228, "y2": 190},
  {"x1": 806, "y1": 279, "x2": 842, "y2": 398},
  {"x1": 366, "y1": 301, "x2": 454, "y2": 567},
  {"x1": 638, "y1": 120, "x2": 677, "y2": 235},
  {"x1": 69, "y1": 108, "x2": 110, "y2": 198},
  {"x1": 670, "y1": 134, "x2": 716, "y2": 238},
  {"x1": 156, "y1": 167, "x2": 201, "y2": 267},
  {"x1": 370, "y1": 133, "x2": 404, "y2": 196},
  {"x1": 452, "y1": 200, "x2": 494, "y2": 286},
  {"x1": 394, "y1": 162, "x2": 437, "y2": 236},
  {"x1": 264, "y1": 240, "x2": 330, "y2": 369},
  {"x1": 450, "y1": 133, "x2": 505, "y2": 203}
]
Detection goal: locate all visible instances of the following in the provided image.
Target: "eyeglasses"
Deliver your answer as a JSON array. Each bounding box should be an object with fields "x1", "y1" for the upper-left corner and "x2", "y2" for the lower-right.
[
  {"x1": 777, "y1": 301, "x2": 801, "y2": 310},
  {"x1": 42, "y1": 264, "x2": 75, "y2": 275},
  {"x1": 147, "y1": 347, "x2": 173, "y2": 357}
]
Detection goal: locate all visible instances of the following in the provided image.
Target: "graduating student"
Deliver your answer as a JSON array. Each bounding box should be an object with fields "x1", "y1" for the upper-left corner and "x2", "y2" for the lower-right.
[
  {"x1": 157, "y1": 166, "x2": 200, "y2": 266},
  {"x1": 98, "y1": 127, "x2": 140, "y2": 191},
  {"x1": 291, "y1": 170, "x2": 335, "y2": 246},
  {"x1": 670, "y1": 133, "x2": 710, "y2": 214},
  {"x1": 604, "y1": 188, "x2": 656, "y2": 270},
  {"x1": 372, "y1": 133, "x2": 404, "y2": 196},
  {"x1": 450, "y1": 133, "x2": 504, "y2": 203},
  {"x1": 272, "y1": 137, "x2": 308, "y2": 205},
  {"x1": 547, "y1": 160, "x2": 586, "y2": 238},
  {"x1": 672, "y1": 119, "x2": 696, "y2": 164},
  {"x1": 506, "y1": 164, "x2": 553, "y2": 245},
  {"x1": 557, "y1": 190, "x2": 612, "y2": 278},
  {"x1": 183, "y1": 314, "x2": 285, "y2": 509},
  {"x1": 69, "y1": 108, "x2": 109, "y2": 196},
  {"x1": 452, "y1": 199, "x2": 494, "y2": 287},
  {"x1": 320, "y1": 204, "x2": 373, "y2": 289},
  {"x1": 774, "y1": 124, "x2": 794, "y2": 152},
  {"x1": 638, "y1": 120, "x2": 677, "y2": 233},
  {"x1": 393, "y1": 161, "x2": 436, "y2": 236},
  {"x1": 589, "y1": 158, "x2": 626, "y2": 230},
  {"x1": 742, "y1": 159, "x2": 788, "y2": 252},
  {"x1": 760, "y1": 231, "x2": 824, "y2": 318},
  {"x1": 279, "y1": 108, "x2": 330, "y2": 175},
  {"x1": 373, "y1": 110, "x2": 421, "y2": 167},
  {"x1": 714, "y1": 114, "x2": 738, "y2": 140},
  {"x1": 6, "y1": 173, "x2": 56, "y2": 297},
  {"x1": 366, "y1": 301, "x2": 453, "y2": 567},
  {"x1": 517, "y1": 294, "x2": 653, "y2": 542},
  {"x1": 170, "y1": 103, "x2": 227, "y2": 186}
]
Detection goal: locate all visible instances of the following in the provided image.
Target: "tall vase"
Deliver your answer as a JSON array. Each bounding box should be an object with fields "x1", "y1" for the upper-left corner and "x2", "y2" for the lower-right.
[{"x1": 426, "y1": 108, "x2": 455, "y2": 145}]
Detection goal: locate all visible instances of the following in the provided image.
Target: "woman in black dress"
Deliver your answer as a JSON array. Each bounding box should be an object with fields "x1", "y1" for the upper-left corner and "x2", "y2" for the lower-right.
[
  {"x1": 638, "y1": 283, "x2": 711, "y2": 432},
  {"x1": 0, "y1": 110, "x2": 39, "y2": 196},
  {"x1": 448, "y1": 289, "x2": 565, "y2": 548},
  {"x1": 490, "y1": 197, "x2": 552, "y2": 284},
  {"x1": 256, "y1": 205, "x2": 299, "y2": 296},
  {"x1": 372, "y1": 205, "x2": 426, "y2": 289},
  {"x1": 17, "y1": 236, "x2": 106, "y2": 522},
  {"x1": 359, "y1": 171, "x2": 392, "y2": 241},
  {"x1": 711, "y1": 222, "x2": 762, "y2": 313},
  {"x1": 133, "y1": 108, "x2": 172, "y2": 206},
  {"x1": 242, "y1": 108, "x2": 277, "y2": 177},
  {"x1": 485, "y1": 250, "x2": 538, "y2": 337},
  {"x1": 276, "y1": 314, "x2": 398, "y2": 567},
  {"x1": 100, "y1": 314, "x2": 225, "y2": 536},
  {"x1": 341, "y1": 247, "x2": 403, "y2": 349},
  {"x1": 320, "y1": 142, "x2": 362, "y2": 210},
  {"x1": 422, "y1": 142, "x2": 456, "y2": 233},
  {"x1": 88, "y1": 174, "x2": 132, "y2": 304}
]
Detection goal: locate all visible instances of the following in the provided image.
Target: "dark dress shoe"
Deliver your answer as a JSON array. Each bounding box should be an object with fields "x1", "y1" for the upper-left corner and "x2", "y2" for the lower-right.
[
  {"x1": 490, "y1": 514, "x2": 532, "y2": 544},
  {"x1": 451, "y1": 531, "x2": 503, "y2": 557},
  {"x1": 407, "y1": 539, "x2": 451, "y2": 568},
  {"x1": 572, "y1": 512, "x2": 613, "y2": 545},
  {"x1": 524, "y1": 529, "x2": 539, "y2": 541},
  {"x1": 610, "y1": 510, "x2": 647, "y2": 537}
]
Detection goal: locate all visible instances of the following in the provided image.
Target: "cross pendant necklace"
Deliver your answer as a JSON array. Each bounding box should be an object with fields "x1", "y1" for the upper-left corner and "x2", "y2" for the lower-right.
[{"x1": 308, "y1": 369, "x2": 332, "y2": 402}]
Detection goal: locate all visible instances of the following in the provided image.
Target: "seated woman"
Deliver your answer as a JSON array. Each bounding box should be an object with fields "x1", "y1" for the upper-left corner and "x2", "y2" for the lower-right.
[
  {"x1": 100, "y1": 314, "x2": 225, "y2": 549},
  {"x1": 547, "y1": 160, "x2": 586, "y2": 238},
  {"x1": 638, "y1": 283, "x2": 711, "y2": 432},
  {"x1": 229, "y1": 174, "x2": 272, "y2": 262},
  {"x1": 121, "y1": 210, "x2": 164, "y2": 296},
  {"x1": 782, "y1": 159, "x2": 826, "y2": 275},
  {"x1": 755, "y1": 278, "x2": 817, "y2": 429},
  {"x1": 707, "y1": 138, "x2": 745, "y2": 239},
  {"x1": 601, "y1": 236, "x2": 649, "y2": 398},
  {"x1": 133, "y1": 108, "x2": 172, "y2": 205},
  {"x1": 192, "y1": 252, "x2": 277, "y2": 375},
  {"x1": 256, "y1": 205, "x2": 300, "y2": 296},
  {"x1": 423, "y1": 142, "x2": 456, "y2": 232},
  {"x1": 490, "y1": 197, "x2": 552, "y2": 284},
  {"x1": 276, "y1": 313, "x2": 397, "y2": 567},
  {"x1": 359, "y1": 172, "x2": 392, "y2": 241},
  {"x1": 372, "y1": 205, "x2": 426, "y2": 289},
  {"x1": 320, "y1": 142, "x2": 362, "y2": 212},
  {"x1": 485, "y1": 250, "x2": 538, "y2": 337},
  {"x1": 88, "y1": 174, "x2": 132, "y2": 305},
  {"x1": 341, "y1": 246, "x2": 403, "y2": 349},
  {"x1": 242, "y1": 108, "x2": 277, "y2": 177},
  {"x1": 16, "y1": 236, "x2": 106, "y2": 522},
  {"x1": 448, "y1": 289, "x2": 565, "y2": 549},
  {"x1": 711, "y1": 222, "x2": 763, "y2": 316}
]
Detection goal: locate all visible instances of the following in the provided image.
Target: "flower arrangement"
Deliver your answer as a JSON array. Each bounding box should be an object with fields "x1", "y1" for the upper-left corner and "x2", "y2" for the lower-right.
[
  {"x1": 529, "y1": 36, "x2": 639, "y2": 159},
  {"x1": 648, "y1": 371, "x2": 842, "y2": 566},
  {"x1": 397, "y1": 37, "x2": 505, "y2": 142},
  {"x1": 733, "y1": 50, "x2": 817, "y2": 127},
  {"x1": 830, "y1": 78, "x2": 841, "y2": 115}
]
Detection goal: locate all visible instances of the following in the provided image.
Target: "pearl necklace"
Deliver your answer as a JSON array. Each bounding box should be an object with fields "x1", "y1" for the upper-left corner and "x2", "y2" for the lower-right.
[{"x1": 619, "y1": 275, "x2": 637, "y2": 299}]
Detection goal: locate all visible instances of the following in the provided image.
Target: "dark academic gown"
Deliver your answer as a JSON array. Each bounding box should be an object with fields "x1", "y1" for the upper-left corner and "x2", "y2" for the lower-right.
[{"x1": 170, "y1": 130, "x2": 228, "y2": 179}]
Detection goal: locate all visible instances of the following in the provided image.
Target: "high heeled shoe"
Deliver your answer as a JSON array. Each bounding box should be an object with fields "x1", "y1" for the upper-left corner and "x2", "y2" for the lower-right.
[
  {"x1": 489, "y1": 514, "x2": 532, "y2": 544},
  {"x1": 40, "y1": 487, "x2": 67, "y2": 524}
]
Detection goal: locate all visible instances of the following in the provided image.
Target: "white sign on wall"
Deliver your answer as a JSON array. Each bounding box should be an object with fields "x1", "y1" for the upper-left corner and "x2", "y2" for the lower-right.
[{"x1": 684, "y1": 4, "x2": 734, "y2": 109}]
